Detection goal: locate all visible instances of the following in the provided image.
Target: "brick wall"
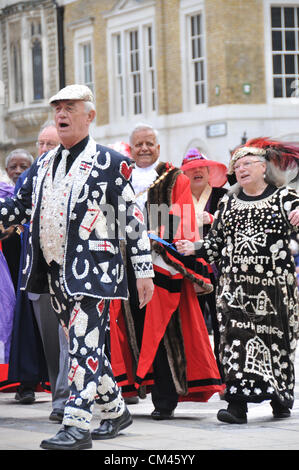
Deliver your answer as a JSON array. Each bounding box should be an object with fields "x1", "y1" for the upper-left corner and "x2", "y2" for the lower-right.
[
  {"x1": 155, "y1": 0, "x2": 182, "y2": 115},
  {"x1": 206, "y1": 0, "x2": 266, "y2": 106},
  {"x1": 63, "y1": 0, "x2": 111, "y2": 126}
]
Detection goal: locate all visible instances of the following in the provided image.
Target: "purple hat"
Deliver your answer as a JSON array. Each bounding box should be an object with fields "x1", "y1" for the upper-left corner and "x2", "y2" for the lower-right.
[{"x1": 181, "y1": 148, "x2": 227, "y2": 187}]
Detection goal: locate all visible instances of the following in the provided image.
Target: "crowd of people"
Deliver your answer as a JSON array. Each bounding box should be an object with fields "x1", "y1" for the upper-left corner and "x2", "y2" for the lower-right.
[{"x1": 0, "y1": 83, "x2": 298, "y2": 450}]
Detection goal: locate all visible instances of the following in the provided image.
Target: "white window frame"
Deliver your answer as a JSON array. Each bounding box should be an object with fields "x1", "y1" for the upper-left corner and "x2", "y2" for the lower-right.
[
  {"x1": 180, "y1": 0, "x2": 207, "y2": 112},
  {"x1": 72, "y1": 22, "x2": 95, "y2": 95},
  {"x1": 128, "y1": 29, "x2": 142, "y2": 115},
  {"x1": 264, "y1": 0, "x2": 299, "y2": 103},
  {"x1": 113, "y1": 33, "x2": 126, "y2": 116},
  {"x1": 79, "y1": 41, "x2": 94, "y2": 92},
  {"x1": 144, "y1": 24, "x2": 157, "y2": 113},
  {"x1": 106, "y1": 2, "x2": 157, "y2": 121}
]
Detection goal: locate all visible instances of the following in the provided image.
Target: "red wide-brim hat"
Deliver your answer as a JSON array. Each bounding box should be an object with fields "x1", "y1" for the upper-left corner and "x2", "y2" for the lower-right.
[{"x1": 180, "y1": 148, "x2": 227, "y2": 187}]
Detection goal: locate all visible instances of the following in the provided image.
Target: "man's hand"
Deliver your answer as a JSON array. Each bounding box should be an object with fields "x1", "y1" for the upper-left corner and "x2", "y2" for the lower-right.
[
  {"x1": 0, "y1": 225, "x2": 22, "y2": 241},
  {"x1": 136, "y1": 277, "x2": 155, "y2": 309}
]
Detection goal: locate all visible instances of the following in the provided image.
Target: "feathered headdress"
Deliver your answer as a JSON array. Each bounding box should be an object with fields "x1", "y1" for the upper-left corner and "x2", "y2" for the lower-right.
[{"x1": 228, "y1": 137, "x2": 299, "y2": 185}]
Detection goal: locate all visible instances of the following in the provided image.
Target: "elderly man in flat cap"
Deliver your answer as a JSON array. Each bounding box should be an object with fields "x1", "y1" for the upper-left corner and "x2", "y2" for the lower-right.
[{"x1": 0, "y1": 84, "x2": 154, "y2": 450}]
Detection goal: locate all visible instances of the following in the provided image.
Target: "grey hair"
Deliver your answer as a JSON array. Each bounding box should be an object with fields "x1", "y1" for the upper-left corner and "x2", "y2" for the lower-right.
[
  {"x1": 5, "y1": 148, "x2": 34, "y2": 168},
  {"x1": 39, "y1": 119, "x2": 56, "y2": 132},
  {"x1": 84, "y1": 100, "x2": 96, "y2": 113},
  {"x1": 50, "y1": 100, "x2": 95, "y2": 114},
  {"x1": 129, "y1": 122, "x2": 159, "y2": 144}
]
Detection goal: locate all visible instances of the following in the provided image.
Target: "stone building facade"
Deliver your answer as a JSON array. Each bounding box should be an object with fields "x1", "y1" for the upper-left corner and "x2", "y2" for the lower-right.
[
  {"x1": 61, "y1": 0, "x2": 299, "y2": 168},
  {"x1": 0, "y1": 0, "x2": 62, "y2": 167},
  {"x1": 0, "y1": 0, "x2": 299, "y2": 172}
]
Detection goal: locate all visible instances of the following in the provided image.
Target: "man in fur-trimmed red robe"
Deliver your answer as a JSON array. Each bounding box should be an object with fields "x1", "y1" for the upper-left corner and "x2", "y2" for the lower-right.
[{"x1": 110, "y1": 124, "x2": 224, "y2": 420}]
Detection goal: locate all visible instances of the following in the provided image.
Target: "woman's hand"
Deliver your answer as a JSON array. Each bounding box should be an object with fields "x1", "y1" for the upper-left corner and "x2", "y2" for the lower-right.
[
  {"x1": 202, "y1": 211, "x2": 213, "y2": 225},
  {"x1": 175, "y1": 240, "x2": 195, "y2": 256},
  {"x1": 289, "y1": 209, "x2": 299, "y2": 226}
]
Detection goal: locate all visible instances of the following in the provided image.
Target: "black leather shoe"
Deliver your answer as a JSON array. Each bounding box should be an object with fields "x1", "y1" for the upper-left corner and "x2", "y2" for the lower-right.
[
  {"x1": 217, "y1": 401, "x2": 248, "y2": 424},
  {"x1": 15, "y1": 388, "x2": 35, "y2": 404},
  {"x1": 151, "y1": 409, "x2": 174, "y2": 420},
  {"x1": 91, "y1": 406, "x2": 132, "y2": 440},
  {"x1": 49, "y1": 409, "x2": 64, "y2": 423},
  {"x1": 125, "y1": 396, "x2": 139, "y2": 405},
  {"x1": 40, "y1": 426, "x2": 92, "y2": 450},
  {"x1": 217, "y1": 408, "x2": 247, "y2": 424},
  {"x1": 270, "y1": 400, "x2": 291, "y2": 419}
]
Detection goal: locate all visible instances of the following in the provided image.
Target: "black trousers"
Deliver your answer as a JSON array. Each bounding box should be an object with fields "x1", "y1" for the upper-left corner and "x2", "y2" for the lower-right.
[{"x1": 127, "y1": 259, "x2": 178, "y2": 412}]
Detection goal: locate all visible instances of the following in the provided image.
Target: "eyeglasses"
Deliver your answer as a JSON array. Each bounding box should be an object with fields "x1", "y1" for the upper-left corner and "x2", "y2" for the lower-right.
[
  {"x1": 36, "y1": 141, "x2": 58, "y2": 150},
  {"x1": 234, "y1": 160, "x2": 263, "y2": 171}
]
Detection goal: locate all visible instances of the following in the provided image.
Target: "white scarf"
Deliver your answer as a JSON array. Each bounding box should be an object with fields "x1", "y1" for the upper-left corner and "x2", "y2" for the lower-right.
[
  {"x1": 192, "y1": 184, "x2": 212, "y2": 227},
  {"x1": 131, "y1": 160, "x2": 159, "y2": 210}
]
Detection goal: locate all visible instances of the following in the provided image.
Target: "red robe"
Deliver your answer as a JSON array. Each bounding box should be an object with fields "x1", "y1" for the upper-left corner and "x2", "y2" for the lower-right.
[{"x1": 110, "y1": 163, "x2": 224, "y2": 400}]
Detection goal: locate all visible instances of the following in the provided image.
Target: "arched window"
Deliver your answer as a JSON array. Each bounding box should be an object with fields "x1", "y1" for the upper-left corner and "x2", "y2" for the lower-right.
[
  {"x1": 11, "y1": 41, "x2": 23, "y2": 103},
  {"x1": 31, "y1": 21, "x2": 44, "y2": 100},
  {"x1": 32, "y1": 38, "x2": 44, "y2": 100}
]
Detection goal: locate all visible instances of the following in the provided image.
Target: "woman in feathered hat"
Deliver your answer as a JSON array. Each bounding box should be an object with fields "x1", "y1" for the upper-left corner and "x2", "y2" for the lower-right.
[
  {"x1": 176, "y1": 138, "x2": 299, "y2": 424},
  {"x1": 181, "y1": 148, "x2": 227, "y2": 377}
]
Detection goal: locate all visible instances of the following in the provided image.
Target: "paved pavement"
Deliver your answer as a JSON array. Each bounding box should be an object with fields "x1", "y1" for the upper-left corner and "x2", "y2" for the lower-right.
[{"x1": 0, "y1": 348, "x2": 298, "y2": 453}]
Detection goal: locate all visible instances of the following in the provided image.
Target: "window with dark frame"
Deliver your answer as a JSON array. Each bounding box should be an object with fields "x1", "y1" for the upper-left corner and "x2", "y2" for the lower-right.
[{"x1": 271, "y1": 6, "x2": 299, "y2": 98}]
